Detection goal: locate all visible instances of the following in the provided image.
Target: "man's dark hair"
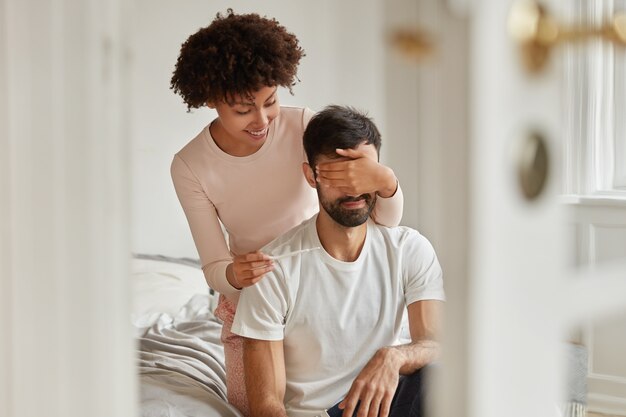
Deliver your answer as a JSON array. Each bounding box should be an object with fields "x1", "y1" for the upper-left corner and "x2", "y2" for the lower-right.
[
  {"x1": 170, "y1": 9, "x2": 304, "y2": 111},
  {"x1": 303, "y1": 105, "x2": 382, "y2": 166}
]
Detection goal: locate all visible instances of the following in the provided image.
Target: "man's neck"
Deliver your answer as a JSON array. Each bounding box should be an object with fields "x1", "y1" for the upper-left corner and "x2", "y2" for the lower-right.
[{"x1": 315, "y1": 211, "x2": 367, "y2": 262}]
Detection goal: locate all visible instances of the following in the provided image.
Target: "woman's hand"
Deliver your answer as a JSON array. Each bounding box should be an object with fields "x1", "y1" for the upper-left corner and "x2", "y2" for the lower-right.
[
  {"x1": 315, "y1": 147, "x2": 398, "y2": 198},
  {"x1": 226, "y1": 251, "x2": 274, "y2": 290}
]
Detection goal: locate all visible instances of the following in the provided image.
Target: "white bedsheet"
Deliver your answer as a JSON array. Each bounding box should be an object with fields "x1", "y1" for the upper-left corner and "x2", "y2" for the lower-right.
[
  {"x1": 132, "y1": 257, "x2": 242, "y2": 417},
  {"x1": 141, "y1": 373, "x2": 241, "y2": 417}
]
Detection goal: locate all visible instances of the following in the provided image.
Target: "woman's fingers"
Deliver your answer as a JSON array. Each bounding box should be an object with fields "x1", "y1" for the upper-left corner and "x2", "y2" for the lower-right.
[
  {"x1": 335, "y1": 147, "x2": 370, "y2": 159},
  {"x1": 315, "y1": 157, "x2": 382, "y2": 196},
  {"x1": 246, "y1": 260, "x2": 272, "y2": 269},
  {"x1": 237, "y1": 261, "x2": 273, "y2": 276},
  {"x1": 243, "y1": 251, "x2": 271, "y2": 262},
  {"x1": 232, "y1": 251, "x2": 274, "y2": 288}
]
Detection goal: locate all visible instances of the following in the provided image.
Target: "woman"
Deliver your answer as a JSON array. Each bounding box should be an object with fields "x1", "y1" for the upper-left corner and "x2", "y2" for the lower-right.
[{"x1": 170, "y1": 9, "x2": 403, "y2": 416}]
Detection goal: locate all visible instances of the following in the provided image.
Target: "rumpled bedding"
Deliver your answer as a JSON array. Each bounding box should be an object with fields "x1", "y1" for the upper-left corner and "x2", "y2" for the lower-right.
[{"x1": 135, "y1": 260, "x2": 243, "y2": 417}]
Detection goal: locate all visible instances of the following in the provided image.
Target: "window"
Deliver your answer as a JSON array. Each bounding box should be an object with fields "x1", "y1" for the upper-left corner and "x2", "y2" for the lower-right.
[{"x1": 564, "y1": 0, "x2": 626, "y2": 196}]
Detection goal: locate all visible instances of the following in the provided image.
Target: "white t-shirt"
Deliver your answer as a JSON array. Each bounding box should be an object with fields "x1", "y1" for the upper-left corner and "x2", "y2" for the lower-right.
[{"x1": 231, "y1": 215, "x2": 445, "y2": 417}]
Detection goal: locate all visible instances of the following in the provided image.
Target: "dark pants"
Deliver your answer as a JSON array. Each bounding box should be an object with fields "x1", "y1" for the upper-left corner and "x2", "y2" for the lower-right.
[{"x1": 326, "y1": 366, "x2": 430, "y2": 417}]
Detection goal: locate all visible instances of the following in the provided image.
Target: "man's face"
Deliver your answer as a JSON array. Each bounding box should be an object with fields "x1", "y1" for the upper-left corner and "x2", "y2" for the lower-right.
[{"x1": 314, "y1": 144, "x2": 378, "y2": 227}]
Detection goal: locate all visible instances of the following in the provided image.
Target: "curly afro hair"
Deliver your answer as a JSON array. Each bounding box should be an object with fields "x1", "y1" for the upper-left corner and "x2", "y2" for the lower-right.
[{"x1": 171, "y1": 9, "x2": 305, "y2": 111}]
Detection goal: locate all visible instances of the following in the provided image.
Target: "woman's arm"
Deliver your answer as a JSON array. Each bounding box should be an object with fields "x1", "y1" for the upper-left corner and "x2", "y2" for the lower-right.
[
  {"x1": 171, "y1": 154, "x2": 240, "y2": 296},
  {"x1": 370, "y1": 181, "x2": 403, "y2": 227}
]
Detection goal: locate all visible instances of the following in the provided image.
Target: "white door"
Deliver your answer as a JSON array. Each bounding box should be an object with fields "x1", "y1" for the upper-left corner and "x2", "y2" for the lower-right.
[
  {"x1": 0, "y1": 1, "x2": 136, "y2": 416},
  {"x1": 466, "y1": 1, "x2": 566, "y2": 416},
  {"x1": 440, "y1": 1, "x2": 626, "y2": 417}
]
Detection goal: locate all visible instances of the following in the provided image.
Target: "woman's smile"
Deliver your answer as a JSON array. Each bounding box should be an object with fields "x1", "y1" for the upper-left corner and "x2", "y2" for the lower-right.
[{"x1": 245, "y1": 126, "x2": 269, "y2": 141}]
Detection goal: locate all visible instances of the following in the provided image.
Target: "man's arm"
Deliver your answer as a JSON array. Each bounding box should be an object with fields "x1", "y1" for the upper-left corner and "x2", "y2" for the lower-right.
[
  {"x1": 397, "y1": 299, "x2": 443, "y2": 373},
  {"x1": 243, "y1": 337, "x2": 288, "y2": 417},
  {"x1": 338, "y1": 300, "x2": 443, "y2": 417}
]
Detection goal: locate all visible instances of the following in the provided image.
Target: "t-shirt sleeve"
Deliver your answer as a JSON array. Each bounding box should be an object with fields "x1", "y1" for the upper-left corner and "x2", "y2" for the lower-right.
[
  {"x1": 231, "y1": 264, "x2": 290, "y2": 341},
  {"x1": 402, "y1": 231, "x2": 445, "y2": 305},
  {"x1": 171, "y1": 154, "x2": 238, "y2": 297}
]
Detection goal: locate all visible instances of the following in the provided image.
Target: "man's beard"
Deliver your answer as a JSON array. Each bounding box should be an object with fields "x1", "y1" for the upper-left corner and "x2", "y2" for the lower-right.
[{"x1": 318, "y1": 190, "x2": 377, "y2": 227}]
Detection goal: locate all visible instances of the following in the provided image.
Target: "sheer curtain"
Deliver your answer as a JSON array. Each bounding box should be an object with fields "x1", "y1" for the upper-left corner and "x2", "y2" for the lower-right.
[{"x1": 564, "y1": 0, "x2": 626, "y2": 196}]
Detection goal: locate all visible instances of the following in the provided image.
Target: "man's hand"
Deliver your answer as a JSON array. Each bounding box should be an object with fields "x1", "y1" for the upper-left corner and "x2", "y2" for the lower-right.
[
  {"x1": 315, "y1": 147, "x2": 398, "y2": 198},
  {"x1": 339, "y1": 300, "x2": 443, "y2": 417},
  {"x1": 338, "y1": 348, "x2": 401, "y2": 417}
]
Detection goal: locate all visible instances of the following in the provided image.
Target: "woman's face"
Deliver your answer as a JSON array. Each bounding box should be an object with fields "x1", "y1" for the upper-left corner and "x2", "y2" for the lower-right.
[{"x1": 210, "y1": 86, "x2": 280, "y2": 156}]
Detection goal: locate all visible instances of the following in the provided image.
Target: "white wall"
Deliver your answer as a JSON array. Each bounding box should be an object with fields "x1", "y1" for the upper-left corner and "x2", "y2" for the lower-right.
[{"x1": 130, "y1": 0, "x2": 387, "y2": 258}]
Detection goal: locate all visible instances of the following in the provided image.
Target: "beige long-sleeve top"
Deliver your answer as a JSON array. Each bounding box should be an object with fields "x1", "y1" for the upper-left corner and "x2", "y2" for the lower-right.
[{"x1": 171, "y1": 106, "x2": 404, "y2": 301}]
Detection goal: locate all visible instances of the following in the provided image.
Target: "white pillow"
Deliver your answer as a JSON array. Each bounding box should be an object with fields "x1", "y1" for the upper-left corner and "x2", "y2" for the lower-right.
[{"x1": 131, "y1": 258, "x2": 211, "y2": 330}]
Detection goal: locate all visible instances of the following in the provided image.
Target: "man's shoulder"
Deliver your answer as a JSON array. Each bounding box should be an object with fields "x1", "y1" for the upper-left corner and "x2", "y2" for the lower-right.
[
  {"x1": 369, "y1": 223, "x2": 439, "y2": 266},
  {"x1": 370, "y1": 222, "x2": 427, "y2": 247},
  {"x1": 262, "y1": 215, "x2": 317, "y2": 257}
]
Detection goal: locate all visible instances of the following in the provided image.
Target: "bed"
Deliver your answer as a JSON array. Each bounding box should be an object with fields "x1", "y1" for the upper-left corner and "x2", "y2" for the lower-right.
[{"x1": 132, "y1": 255, "x2": 244, "y2": 417}]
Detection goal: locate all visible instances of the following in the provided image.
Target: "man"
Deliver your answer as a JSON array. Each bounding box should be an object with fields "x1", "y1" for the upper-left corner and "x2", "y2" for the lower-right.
[{"x1": 231, "y1": 105, "x2": 445, "y2": 417}]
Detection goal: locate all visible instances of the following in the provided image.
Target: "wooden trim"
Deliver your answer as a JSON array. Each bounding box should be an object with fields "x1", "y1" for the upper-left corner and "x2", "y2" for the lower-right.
[
  {"x1": 588, "y1": 392, "x2": 626, "y2": 416},
  {"x1": 589, "y1": 374, "x2": 626, "y2": 385},
  {"x1": 561, "y1": 195, "x2": 626, "y2": 207}
]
